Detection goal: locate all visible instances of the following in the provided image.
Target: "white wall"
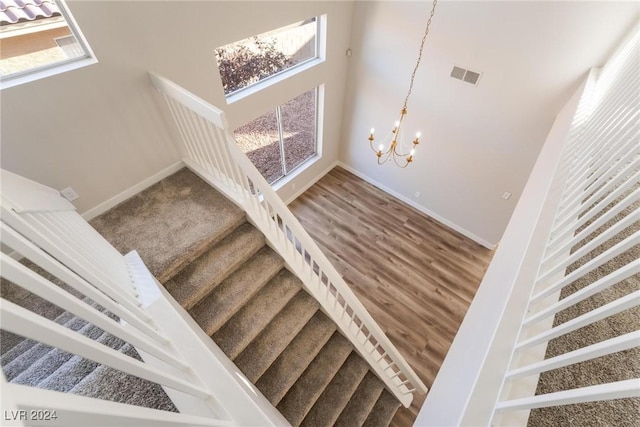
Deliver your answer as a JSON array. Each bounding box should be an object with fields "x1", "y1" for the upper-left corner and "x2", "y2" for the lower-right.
[
  {"x1": 0, "y1": 1, "x2": 354, "y2": 213},
  {"x1": 341, "y1": 1, "x2": 639, "y2": 246}
]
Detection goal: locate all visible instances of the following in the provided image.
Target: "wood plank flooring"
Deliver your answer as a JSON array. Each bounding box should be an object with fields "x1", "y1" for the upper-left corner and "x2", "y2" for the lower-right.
[{"x1": 289, "y1": 166, "x2": 494, "y2": 427}]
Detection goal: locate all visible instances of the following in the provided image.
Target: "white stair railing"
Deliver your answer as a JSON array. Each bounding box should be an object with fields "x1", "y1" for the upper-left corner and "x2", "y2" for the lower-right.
[
  {"x1": 0, "y1": 170, "x2": 287, "y2": 427},
  {"x1": 150, "y1": 73, "x2": 427, "y2": 407},
  {"x1": 417, "y1": 24, "x2": 639, "y2": 426}
]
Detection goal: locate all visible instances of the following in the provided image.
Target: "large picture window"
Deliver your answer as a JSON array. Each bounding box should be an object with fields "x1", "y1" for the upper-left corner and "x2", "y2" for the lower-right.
[
  {"x1": 215, "y1": 18, "x2": 319, "y2": 96},
  {"x1": 0, "y1": 0, "x2": 95, "y2": 88},
  {"x1": 234, "y1": 88, "x2": 318, "y2": 184}
]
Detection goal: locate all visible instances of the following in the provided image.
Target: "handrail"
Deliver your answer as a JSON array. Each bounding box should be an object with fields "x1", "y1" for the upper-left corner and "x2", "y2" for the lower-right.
[
  {"x1": 417, "y1": 23, "x2": 639, "y2": 426},
  {"x1": 149, "y1": 71, "x2": 427, "y2": 406}
]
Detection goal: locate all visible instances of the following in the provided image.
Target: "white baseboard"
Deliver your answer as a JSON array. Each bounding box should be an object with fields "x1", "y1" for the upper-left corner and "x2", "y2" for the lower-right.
[
  {"x1": 284, "y1": 160, "x2": 340, "y2": 205},
  {"x1": 81, "y1": 161, "x2": 185, "y2": 221},
  {"x1": 336, "y1": 162, "x2": 497, "y2": 250}
]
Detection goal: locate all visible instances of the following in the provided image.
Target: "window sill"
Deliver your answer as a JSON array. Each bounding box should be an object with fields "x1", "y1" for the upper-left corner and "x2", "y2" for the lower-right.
[
  {"x1": 225, "y1": 57, "x2": 323, "y2": 105},
  {"x1": 272, "y1": 153, "x2": 321, "y2": 192},
  {"x1": 0, "y1": 56, "x2": 97, "y2": 90}
]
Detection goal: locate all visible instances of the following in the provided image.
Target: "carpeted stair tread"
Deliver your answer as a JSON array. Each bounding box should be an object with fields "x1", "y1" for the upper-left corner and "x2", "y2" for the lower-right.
[
  {"x1": 37, "y1": 333, "x2": 127, "y2": 392},
  {"x1": 190, "y1": 246, "x2": 283, "y2": 334},
  {"x1": 70, "y1": 343, "x2": 177, "y2": 412},
  {"x1": 1, "y1": 311, "x2": 76, "y2": 367},
  {"x1": 362, "y1": 389, "x2": 402, "y2": 427},
  {"x1": 3, "y1": 316, "x2": 90, "y2": 381},
  {"x1": 333, "y1": 372, "x2": 386, "y2": 427},
  {"x1": 235, "y1": 296, "x2": 321, "y2": 383},
  {"x1": 297, "y1": 352, "x2": 370, "y2": 427},
  {"x1": 11, "y1": 322, "x2": 104, "y2": 386},
  {"x1": 274, "y1": 333, "x2": 353, "y2": 421},
  {"x1": 0, "y1": 263, "x2": 86, "y2": 355},
  {"x1": 90, "y1": 168, "x2": 246, "y2": 283},
  {"x1": 213, "y1": 271, "x2": 303, "y2": 359},
  {"x1": 166, "y1": 222, "x2": 265, "y2": 310},
  {"x1": 256, "y1": 313, "x2": 338, "y2": 404}
]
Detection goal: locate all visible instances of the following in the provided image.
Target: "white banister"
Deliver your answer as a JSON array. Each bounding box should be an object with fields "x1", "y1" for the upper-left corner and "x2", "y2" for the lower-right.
[
  {"x1": 531, "y1": 230, "x2": 640, "y2": 302},
  {"x1": 495, "y1": 379, "x2": 640, "y2": 412},
  {"x1": 418, "y1": 23, "x2": 639, "y2": 426},
  {"x1": 516, "y1": 291, "x2": 640, "y2": 350},
  {"x1": 149, "y1": 71, "x2": 427, "y2": 407},
  {"x1": 525, "y1": 261, "x2": 640, "y2": 326},
  {"x1": 0, "y1": 222, "x2": 166, "y2": 343},
  {"x1": 3, "y1": 381, "x2": 232, "y2": 427},
  {"x1": 0, "y1": 254, "x2": 186, "y2": 371},
  {"x1": 1, "y1": 300, "x2": 213, "y2": 400},
  {"x1": 507, "y1": 331, "x2": 640, "y2": 379}
]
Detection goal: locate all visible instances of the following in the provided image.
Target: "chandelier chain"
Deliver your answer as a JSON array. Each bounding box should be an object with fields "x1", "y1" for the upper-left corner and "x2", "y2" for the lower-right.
[{"x1": 403, "y1": 0, "x2": 438, "y2": 110}]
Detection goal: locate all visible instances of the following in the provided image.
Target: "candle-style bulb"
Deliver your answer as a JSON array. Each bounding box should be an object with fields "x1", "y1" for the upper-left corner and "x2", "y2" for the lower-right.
[
  {"x1": 378, "y1": 144, "x2": 384, "y2": 151},
  {"x1": 370, "y1": 128, "x2": 375, "y2": 134},
  {"x1": 410, "y1": 148, "x2": 416, "y2": 156},
  {"x1": 416, "y1": 132, "x2": 421, "y2": 138}
]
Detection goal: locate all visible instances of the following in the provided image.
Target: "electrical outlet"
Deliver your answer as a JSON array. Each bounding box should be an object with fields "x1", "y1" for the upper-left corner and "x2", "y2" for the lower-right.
[
  {"x1": 61, "y1": 187, "x2": 79, "y2": 201},
  {"x1": 502, "y1": 191, "x2": 512, "y2": 200},
  {"x1": 414, "y1": 191, "x2": 421, "y2": 198}
]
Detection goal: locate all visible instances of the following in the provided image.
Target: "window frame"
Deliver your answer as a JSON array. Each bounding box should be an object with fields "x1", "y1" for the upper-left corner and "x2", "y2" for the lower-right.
[
  {"x1": 221, "y1": 15, "x2": 326, "y2": 105},
  {"x1": 0, "y1": 0, "x2": 97, "y2": 90},
  {"x1": 234, "y1": 85, "x2": 324, "y2": 187}
]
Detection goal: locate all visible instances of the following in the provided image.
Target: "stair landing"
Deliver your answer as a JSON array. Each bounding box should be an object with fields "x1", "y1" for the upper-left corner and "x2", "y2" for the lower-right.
[{"x1": 90, "y1": 168, "x2": 245, "y2": 283}]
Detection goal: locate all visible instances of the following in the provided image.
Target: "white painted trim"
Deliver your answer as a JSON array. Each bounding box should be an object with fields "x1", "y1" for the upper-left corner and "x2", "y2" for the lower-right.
[
  {"x1": 283, "y1": 159, "x2": 339, "y2": 205},
  {"x1": 81, "y1": 161, "x2": 184, "y2": 221},
  {"x1": 336, "y1": 161, "x2": 497, "y2": 249}
]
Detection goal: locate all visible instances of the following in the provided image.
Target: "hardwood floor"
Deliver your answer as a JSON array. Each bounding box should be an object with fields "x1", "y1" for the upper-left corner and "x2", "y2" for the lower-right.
[{"x1": 289, "y1": 166, "x2": 494, "y2": 427}]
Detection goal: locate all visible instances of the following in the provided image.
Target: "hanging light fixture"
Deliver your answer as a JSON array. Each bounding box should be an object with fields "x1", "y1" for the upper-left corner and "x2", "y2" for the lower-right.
[{"x1": 369, "y1": 0, "x2": 438, "y2": 168}]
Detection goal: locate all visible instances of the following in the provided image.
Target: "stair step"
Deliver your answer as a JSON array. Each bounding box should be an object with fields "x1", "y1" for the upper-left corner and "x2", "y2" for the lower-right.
[
  {"x1": 70, "y1": 343, "x2": 177, "y2": 412},
  {"x1": 235, "y1": 296, "x2": 320, "y2": 383},
  {"x1": 1, "y1": 311, "x2": 76, "y2": 367},
  {"x1": 256, "y1": 313, "x2": 338, "y2": 405},
  {"x1": 165, "y1": 222, "x2": 265, "y2": 310},
  {"x1": 37, "y1": 333, "x2": 126, "y2": 392},
  {"x1": 296, "y1": 352, "x2": 370, "y2": 427},
  {"x1": 334, "y1": 372, "x2": 386, "y2": 427},
  {"x1": 190, "y1": 246, "x2": 283, "y2": 335},
  {"x1": 274, "y1": 333, "x2": 352, "y2": 420},
  {"x1": 213, "y1": 271, "x2": 302, "y2": 359},
  {"x1": 11, "y1": 322, "x2": 103, "y2": 386},
  {"x1": 362, "y1": 389, "x2": 402, "y2": 427},
  {"x1": 90, "y1": 168, "x2": 246, "y2": 283},
  {"x1": 3, "y1": 315, "x2": 89, "y2": 381}
]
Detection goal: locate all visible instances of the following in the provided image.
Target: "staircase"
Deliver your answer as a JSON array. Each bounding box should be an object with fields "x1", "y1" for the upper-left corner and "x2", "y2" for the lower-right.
[
  {"x1": 0, "y1": 265, "x2": 177, "y2": 412},
  {"x1": 82, "y1": 167, "x2": 402, "y2": 426}
]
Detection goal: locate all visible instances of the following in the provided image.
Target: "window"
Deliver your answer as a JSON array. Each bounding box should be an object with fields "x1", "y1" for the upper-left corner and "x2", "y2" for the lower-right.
[
  {"x1": 0, "y1": 0, "x2": 95, "y2": 88},
  {"x1": 215, "y1": 17, "x2": 319, "y2": 97},
  {"x1": 234, "y1": 88, "x2": 319, "y2": 184}
]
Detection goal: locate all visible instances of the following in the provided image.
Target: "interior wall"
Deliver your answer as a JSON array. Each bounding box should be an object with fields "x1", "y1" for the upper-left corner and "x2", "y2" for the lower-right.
[
  {"x1": 0, "y1": 1, "x2": 354, "y2": 213},
  {"x1": 340, "y1": 1, "x2": 639, "y2": 246}
]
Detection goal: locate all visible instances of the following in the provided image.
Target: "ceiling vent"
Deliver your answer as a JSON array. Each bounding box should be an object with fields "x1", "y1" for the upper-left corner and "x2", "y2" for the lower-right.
[{"x1": 450, "y1": 65, "x2": 482, "y2": 86}]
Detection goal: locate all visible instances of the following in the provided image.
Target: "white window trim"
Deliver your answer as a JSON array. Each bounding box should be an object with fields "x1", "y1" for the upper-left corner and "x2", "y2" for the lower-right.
[
  {"x1": 0, "y1": 0, "x2": 97, "y2": 90},
  {"x1": 224, "y1": 15, "x2": 326, "y2": 105},
  {"x1": 250, "y1": 84, "x2": 324, "y2": 187}
]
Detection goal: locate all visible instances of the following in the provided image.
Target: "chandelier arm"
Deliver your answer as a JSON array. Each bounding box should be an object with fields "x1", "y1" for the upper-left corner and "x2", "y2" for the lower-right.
[
  {"x1": 402, "y1": 0, "x2": 438, "y2": 111},
  {"x1": 392, "y1": 152, "x2": 410, "y2": 169}
]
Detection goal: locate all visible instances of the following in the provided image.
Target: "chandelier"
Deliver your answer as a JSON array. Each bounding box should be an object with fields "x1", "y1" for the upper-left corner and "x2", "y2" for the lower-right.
[{"x1": 369, "y1": 0, "x2": 438, "y2": 168}]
